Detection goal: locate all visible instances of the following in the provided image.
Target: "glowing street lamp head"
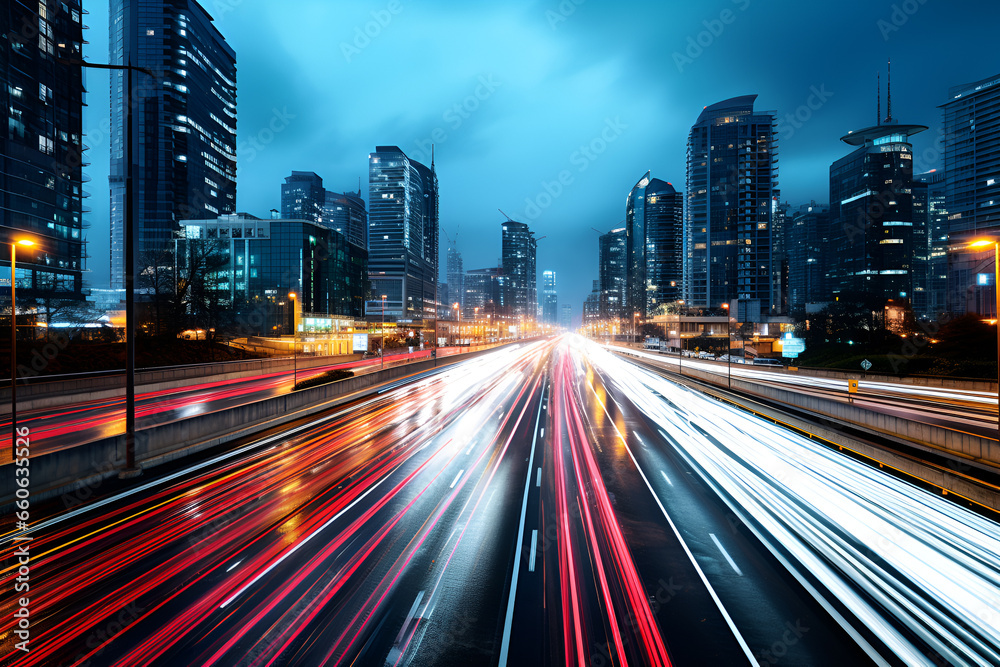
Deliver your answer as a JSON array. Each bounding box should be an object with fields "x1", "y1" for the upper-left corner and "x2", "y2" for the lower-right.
[
  {"x1": 968, "y1": 239, "x2": 996, "y2": 249},
  {"x1": 15, "y1": 239, "x2": 35, "y2": 247},
  {"x1": 288, "y1": 292, "x2": 296, "y2": 300}
]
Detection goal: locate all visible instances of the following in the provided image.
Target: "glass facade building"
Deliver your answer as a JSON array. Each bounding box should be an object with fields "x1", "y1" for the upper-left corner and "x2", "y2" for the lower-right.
[
  {"x1": 916, "y1": 170, "x2": 948, "y2": 318},
  {"x1": 599, "y1": 227, "x2": 626, "y2": 320},
  {"x1": 685, "y1": 95, "x2": 778, "y2": 317},
  {"x1": 446, "y1": 245, "x2": 463, "y2": 313},
  {"x1": 367, "y1": 145, "x2": 438, "y2": 322},
  {"x1": 464, "y1": 267, "x2": 506, "y2": 321},
  {"x1": 828, "y1": 116, "x2": 926, "y2": 306},
  {"x1": 110, "y1": 0, "x2": 237, "y2": 290},
  {"x1": 942, "y1": 74, "x2": 1000, "y2": 316},
  {"x1": 501, "y1": 220, "x2": 536, "y2": 320},
  {"x1": 644, "y1": 178, "x2": 684, "y2": 314},
  {"x1": 281, "y1": 171, "x2": 324, "y2": 223},
  {"x1": 323, "y1": 189, "x2": 366, "y2": 250},
  {"x1": 541, "y1": 270, "x2": 557, "y2": 324},
  {"x1": 787, "y1": 202, "x2": 830, "y2": 311},
  {"x1": 624, "y1": 172, "x2": 649, "y2": 318},
  {"x1": 175, "y1": 213, "x2": 367, "y2": 333},
  {"x1": 1, "y1": 0, "x2": 87, "y2": 301}
]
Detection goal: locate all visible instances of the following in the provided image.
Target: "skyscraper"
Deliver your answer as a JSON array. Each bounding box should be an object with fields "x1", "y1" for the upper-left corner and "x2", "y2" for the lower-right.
[
  {"x1": 281, "y1": 171, "x2": 324, "y2": 223},
  {"x1": 942, "y1": 74, "x2": 1000, "y2": 316},
  {"x1": 322, "y1": 189, "x2": 366, "y2": 250},
  {"x1": 1, "y1": 1, "x2": 86, "y2": 301},
  {"x1": 685, "y1": 95, "x2": 778, "y2": 319},
  {"x1": 110, "y1": 0, "x2": 237, "y2": 289},
  {"x1": 787, "y1": 202, "x2": 830, "y2": 311},
  {"x1": 367, "y1": 145, "x2": 438, "y2": 321},
  {"x1": 559, "y1": 304, "x2": 572, "y2": 330},
  {"x1": 916, "y1": 170, "x2": 948, "y2": 318},
  {"x1": 501, "y1": 220, "x2": 536, "y2": 320},
  {"x1": 446, "y1": 245, "x2": 464, "y2": 312},
  {"x1": 828, "y1": 66, "x2": 926, "y2": 308},
  {"x1": 599, "y1": 227, "x2": 626, "y2": 320},
  {"x1": 464, "y1": 267, "x2": 505, "y2": 320},
  {"x1": 625, "y1": 172, "x2": 649, "y2": 318},
  {"x1": 542, "y1": 270, "x2": 558, "y2": 324},
  {"x1": 643, "y1": 178, "x2": 684, "y2": 314}
]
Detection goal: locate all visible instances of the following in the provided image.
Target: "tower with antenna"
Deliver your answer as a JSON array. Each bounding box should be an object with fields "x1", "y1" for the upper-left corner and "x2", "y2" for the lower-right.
[{"x1": 828, "y1": 59, "x2": 929, "y2": 317}]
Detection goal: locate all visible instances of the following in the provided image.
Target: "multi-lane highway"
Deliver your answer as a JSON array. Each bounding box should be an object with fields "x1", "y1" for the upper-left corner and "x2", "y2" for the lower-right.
[
  {"x1": 0, "y1": 347, "x2": 450, "y2": 460},
  {"x1": 2, "y1": 336, "x2": 998, "y2": 666},
  {"x1": 610, "y1": 345, "x2": 999, "y2": 440}
]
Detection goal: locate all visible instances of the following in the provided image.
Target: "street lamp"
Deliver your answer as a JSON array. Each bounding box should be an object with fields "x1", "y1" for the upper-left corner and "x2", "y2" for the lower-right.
[
  {"x1": 59, "y1": 59, "x2": 154, "y2": 478},
  {"x1": 634, "y1": 311, "x2": 641, "y2": 343},
  {"x1": 452, "y1": 302, "x2": 460, "y2": 345},
  {"x1": 8, "y1": 238, "x2": 34, "y2": 458},
  {"x1": 288, "y1": 292, "x2": 297, "y2": 387},
  {"x1": 474, "y1": 306, "x2": 480, "y2": 345},
  {"x1": 969, "y1": 238, "x2": 1000, "y2": 440},
  {"x1": 381, "y1": 295, "x2": 387, "y2": 369}
]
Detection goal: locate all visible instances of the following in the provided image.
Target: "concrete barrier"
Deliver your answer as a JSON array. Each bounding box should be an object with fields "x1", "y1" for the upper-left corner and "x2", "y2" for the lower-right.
[{"x1": 6, "y1": 341, "x2": 531, "y2": 505}]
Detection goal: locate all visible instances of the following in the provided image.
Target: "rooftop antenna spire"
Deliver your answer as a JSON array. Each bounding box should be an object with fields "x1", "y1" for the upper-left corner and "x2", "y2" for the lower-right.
[
  {"x1": 886, "y1": 58, "x2": 892, "y2": 123},
  {"x1": 877, "y1": 72, "x2": 881, "y2": 126},
  {"x1": 431, "y1": 144, "x2": 435, "y2": 171}
]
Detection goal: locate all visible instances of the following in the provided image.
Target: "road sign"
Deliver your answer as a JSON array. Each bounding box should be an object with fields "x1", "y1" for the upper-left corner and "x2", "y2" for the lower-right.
[
  {"x1": 861, "y1": 359, "x2": 872, "y2": 371},
  {"x1": 781, "y1": 335, "x2": 806, "y2": 358},
  {"x1": 848, "y1": 379, "x2": 859, "y2": 394}
]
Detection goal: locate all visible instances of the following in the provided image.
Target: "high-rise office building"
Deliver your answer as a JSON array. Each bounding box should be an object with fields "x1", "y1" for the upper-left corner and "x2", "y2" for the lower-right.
[
  {"x1": 685, "y1": 95, "x2": 778, "y2": 319},
  {"x1": 599, "y1": 227, "x2": 626, "y2": 320},
  {"x1": 110, "y1": 0, "x2": 237, "y2": 289},
  {"x1": 771, "y1": 199, "x2": 790, "y2": 315},
  {"x1": 446, "y1": 245, "x2": 464, "y2": 312},
  {"x1": 625, "y1": 173, "x2": 649, "y2": 318},
  {"x1": 367, "y1": 145, "x2": 438, "y2": 322},
  {"x1": 643, "y1": 178, "x2": 684, "y2": 314},
  {"x1": 323, "y1": 189, "x2": 366, "y2": 250},
  {"x1": 942, "y1": 74, "x2": 1000, "y2": 316},
  {"x1": 281, "y1": 171, "x2": 324, "y2": 223},
  {"x1": 828, "y1": 68, "x2": 926, "y2": 308},
  {"x1": 583, "y1": 280, "x2": 601, "y2": 326},
  {"x1": 1, "y1": 1, "x2": 87, "y2": 301},
  {"x1": 464, "y1": 267, "x2": 506, "y2": 320},
  {"x1": 559, "y1": 304, "x2": 572, "y2": 330},
  {"x1": 916, "y1": 170, "x2": 948, "y2": 318},
  {"x1": 787, "y1": 202, "x2": 830, "y2": 311},
  {"x1": 542, "y1": 270, "x2": 558, "y2": 324},
  {"x1": 175, "y1": 213, "x2": 367, "y2": 332},
  {"x1": 501, "y1": 220, "x2": 536, "y2": 320}
]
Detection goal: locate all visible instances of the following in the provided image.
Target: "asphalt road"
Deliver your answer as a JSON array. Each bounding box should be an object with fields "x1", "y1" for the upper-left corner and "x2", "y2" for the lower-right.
[{"x1": 3, "y1": 336, "x2": 998, "y2": 666}]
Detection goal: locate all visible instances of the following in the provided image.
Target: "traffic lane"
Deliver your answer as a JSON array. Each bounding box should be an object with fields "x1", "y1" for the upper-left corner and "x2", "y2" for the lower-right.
[
  {"x1": 506, "y1": 346, "x2": 749, "y2": 666},
  {"x1": 596, "y1": 344, "x2": 1000, "y2": 666},
  {"x1": 613, "y1": 346, "x2": 997, "y2": 412},
  {"x1": 612, "y1": 348, "x2": 997, "y2": 440},
  {"x1": 0, "y1": 343, "x2": 550, "y2": 667},
  {"x1": 0, "y1": 352, "x2": 442, "y2": 459},
  {"x1": 588, "y1": 361, "x2": 879, "y2": 667}
]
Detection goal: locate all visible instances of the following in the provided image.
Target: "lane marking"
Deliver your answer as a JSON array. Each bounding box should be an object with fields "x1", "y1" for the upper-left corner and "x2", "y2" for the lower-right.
[
  {"x1": 587, "y1": 380, "x2": 758, "y2": 664},
  {"x1": 528, "y1": 530, "x2": 538, "y2": 572},
  {"x1": 540, "y1": 428, "x2": 545, "y2": 437},
  {"x1": 498, "y1": 384, "x2": 546, "y2": 666},
  {"x1": 450, "y1": 470, "x2": 465, "y2": 489},
  {"x1": 536, "y1": 468, "x2": 542, "y2": 487},
  {"x1": 633, "y1": 430, "x2": 646, "y2": 447},
  {"x1": 225, "y1": 560, "x2": 242, "y2": 572},
  {"x1": 709, "y1": 533, "x2": 743, "y2": 576},
  {"x1": 660, "y1": 470, "x2": 673, "y2": 487}
]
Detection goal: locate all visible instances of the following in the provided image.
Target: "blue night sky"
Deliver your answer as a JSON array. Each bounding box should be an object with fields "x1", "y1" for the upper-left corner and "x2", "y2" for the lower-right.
[{"x1": 82, "y1": 0, "x2": 998, "y2": 322}]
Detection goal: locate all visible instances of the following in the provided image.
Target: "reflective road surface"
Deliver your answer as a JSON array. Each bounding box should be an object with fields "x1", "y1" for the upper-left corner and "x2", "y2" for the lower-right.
[{"x1": 2, "y1": 336, "x2": 998, "y2": 666}]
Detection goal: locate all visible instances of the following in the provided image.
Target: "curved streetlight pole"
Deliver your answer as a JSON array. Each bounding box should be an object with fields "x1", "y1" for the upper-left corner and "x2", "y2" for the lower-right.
[
  {"x1": 288, "y1": 292, "x2": 297, "y2": 386},
  {"x1": 381, "y1": 295, "x2": 387, "y2": 370}
]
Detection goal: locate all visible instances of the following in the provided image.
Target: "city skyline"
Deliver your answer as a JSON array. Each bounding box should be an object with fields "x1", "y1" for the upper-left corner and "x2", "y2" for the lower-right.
[{"x1": 74, "y1": 1, "x2": 1000, "y2": 323}]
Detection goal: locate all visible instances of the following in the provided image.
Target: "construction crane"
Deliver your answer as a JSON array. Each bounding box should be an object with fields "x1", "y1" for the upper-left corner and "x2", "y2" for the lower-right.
[
  {"x1": 498, "y1": 209, "x2": 515, "y2": 222},
  {"x1": 443, "y1": 225, "x2": 460, "y2": 248}
]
